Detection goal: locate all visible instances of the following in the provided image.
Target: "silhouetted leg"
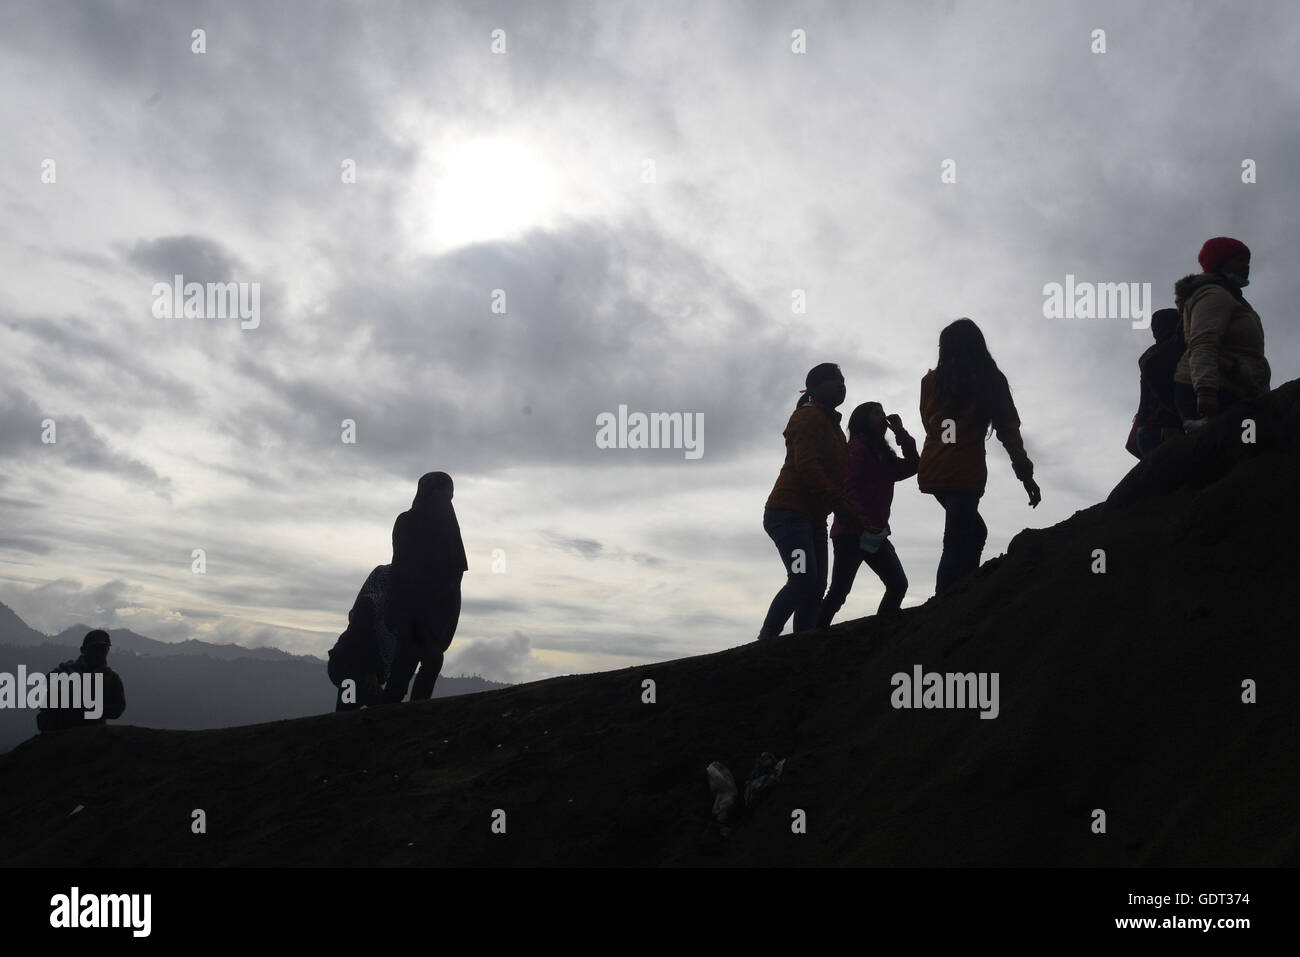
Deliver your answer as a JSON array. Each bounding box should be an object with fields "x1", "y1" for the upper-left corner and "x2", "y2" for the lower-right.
[
  {"x1": 410, "y1": 586, "x2": 460, "y2": 701},
  {"x1": 383, "y1": 621, "x2": 421, "y2": 703},
  {"x1": 793, "y1": 522, "x2": 829, "y2": 632},
  {"x1": 971, "y1": 504, "x2": 987, "y2": 572},
  {"x1": 410, "y1": 651, "x2": 444, "y2": 700},
  {"x1": 818, "y1": 535, "x2": 865, "y2": 628},
  {"x1": 935, "y1": 492, "x2": 984, "y2": 593},
  {"x1": 758, "y1": 509, "x2": 822, "y2": 639},
  {"x1": 863, "y1": 538, "x2": 908, "y2": 615},
  {"x1": 934, "y1": 493, "x2": 953, "y2": 592}
]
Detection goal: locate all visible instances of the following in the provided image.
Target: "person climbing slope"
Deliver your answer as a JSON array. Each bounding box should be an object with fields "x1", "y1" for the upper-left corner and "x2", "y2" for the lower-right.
[
  {"x1": 327, "y1": 564, "x2": 396, "y2": 711},
  {"x1": 1173, "y1": 237, "x2": 1271, "y2": 428},
  {"x1": 757, "y1": 363, "x2": 862, "y2": 640},
  {"x1": 917, "y1": 319, "x2": 1040, "y2": 594},
  {"x1": 818, "y1": 402, "x2": 918, "y2": 626},
  {"x1": 383, "y1": 471, "x2": 468, "y2": 702}
]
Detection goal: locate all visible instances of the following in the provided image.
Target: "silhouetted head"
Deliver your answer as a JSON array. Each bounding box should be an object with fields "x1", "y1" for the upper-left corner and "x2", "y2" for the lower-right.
[
  {"x1": 934, "y1": 318, "x2": 1007, "y2": 425},
  {"x1": 82, "y1": 629, "x2": 111, "y2": 667},
  {"x1": 1151, "y1": 308, "x2": 1180, "y2": 341},
  {"x1": 847, "y1": 401, "x2": 887, "y2": 443},
  {"x1": 1198, "y1": 237, "x2": 1250, "y2": 284},
  {"x1": 413, "y1": 471, "x2": 454, "y2": 506},
  {"x1": 801, "y1": 363, "x2": 845, "y2": 410}
]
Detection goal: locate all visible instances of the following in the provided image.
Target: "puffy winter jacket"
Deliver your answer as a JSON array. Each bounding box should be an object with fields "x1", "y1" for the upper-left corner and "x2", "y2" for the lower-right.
[{"x1": 1173, "y1": 274, "x2": 1270, "y2": 401}]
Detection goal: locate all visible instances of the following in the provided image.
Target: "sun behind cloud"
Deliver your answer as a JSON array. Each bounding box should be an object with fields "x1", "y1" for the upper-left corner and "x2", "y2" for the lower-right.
[{"x1": 404, "y1": 135, "x2": 569, "y2": 254}]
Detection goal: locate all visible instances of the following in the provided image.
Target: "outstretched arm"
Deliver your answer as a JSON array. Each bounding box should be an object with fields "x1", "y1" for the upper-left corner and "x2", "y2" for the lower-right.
[{"x1": 992, "y1": 385, "x2": 1040, "y2": 507}]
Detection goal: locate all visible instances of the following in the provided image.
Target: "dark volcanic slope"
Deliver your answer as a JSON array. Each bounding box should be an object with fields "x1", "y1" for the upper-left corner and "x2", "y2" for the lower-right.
[{"x1": 2, "y1": 384, "x2": 1298, "y2": 867}]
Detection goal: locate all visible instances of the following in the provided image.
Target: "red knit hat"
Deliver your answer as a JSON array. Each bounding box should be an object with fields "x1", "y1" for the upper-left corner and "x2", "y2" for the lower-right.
[{"x1": 1198, "y1": 237, "x2": 1250, "y2": 273}]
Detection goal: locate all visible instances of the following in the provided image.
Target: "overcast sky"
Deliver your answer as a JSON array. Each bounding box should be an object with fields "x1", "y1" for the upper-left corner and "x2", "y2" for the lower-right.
[{"x1": 1, "y1": 0, "x2": 1296, "y2": 682}]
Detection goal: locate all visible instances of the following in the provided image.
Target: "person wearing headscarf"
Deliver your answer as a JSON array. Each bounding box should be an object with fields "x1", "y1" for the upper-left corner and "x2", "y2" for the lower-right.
[{"x1": 383, "y1": 471, "x2": 468, "y2": 702}]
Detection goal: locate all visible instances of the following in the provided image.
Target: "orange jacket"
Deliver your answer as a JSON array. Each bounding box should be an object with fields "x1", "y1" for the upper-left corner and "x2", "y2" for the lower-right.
[
  {"x1": 917, "y1": 369, "x2": 1033, "y2": 494},
  {"x1": 764, "y1": 402, "x2": 855, "y2": 522}
]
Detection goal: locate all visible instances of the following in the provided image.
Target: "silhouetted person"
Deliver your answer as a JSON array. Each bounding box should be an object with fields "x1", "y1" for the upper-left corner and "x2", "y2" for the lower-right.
[
  {"x1": 327, "y1": 564, "x2": 397, "y2": 711},
  {"x1": 818, "y1": 403, "x2": 918, "y2": 626},
  {"x1": 1127, "y1": 307, "x2": 1184, "y2": 458},
  {"x1": 918, "y1": 319, "x2": 1040, "y2": 594},
  {"x1": 35, "y1": 629, "x2": 126, "y2": 732},
  {"x1": 1173, "y1": 238, "x2": 1270, "y2": 428},
  {"x1": 757, "y1": 363, "x2": 863, "y2": 640},
  {"x1": 383, "y1": 472, "x2": 468, "y2": 702}
]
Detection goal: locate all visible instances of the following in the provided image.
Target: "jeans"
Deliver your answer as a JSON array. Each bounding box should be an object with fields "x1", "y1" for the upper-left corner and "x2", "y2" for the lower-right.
[
  {"x1": 933, "y1": 491, "x2": 986, "y2": 594},
  {"x1": 758, "y1": 508, "x2": 827, "y2": 639},
  {"x1": 818, "y1": 534, "x2": 908, "y2": 627}
]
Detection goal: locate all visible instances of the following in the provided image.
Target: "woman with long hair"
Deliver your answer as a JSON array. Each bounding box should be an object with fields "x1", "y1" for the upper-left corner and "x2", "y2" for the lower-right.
[
  {"x1": 817, "y1": 401, "x2": 918, "y2": 627},
  {"x1": 757, "y1": 363, "x2": 862, "y2": 640},
  {"x1": 918, "y1": 319, "x2": 1040, "y2": 594}
]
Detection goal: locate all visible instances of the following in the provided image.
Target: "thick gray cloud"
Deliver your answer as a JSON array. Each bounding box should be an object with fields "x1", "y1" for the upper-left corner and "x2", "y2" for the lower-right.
[
  {"x1": 216, "y1": 221, "x2": 840, "y2": 482},
  {"x1": 124, "y1": 235, "x2": 243, "y2": 284},
  {"x1": 541, "y1": 532, "x2": 604, "y2": 560},
  {"x1": 0, "y1": 387, "x2": 172, "y2": 495}
]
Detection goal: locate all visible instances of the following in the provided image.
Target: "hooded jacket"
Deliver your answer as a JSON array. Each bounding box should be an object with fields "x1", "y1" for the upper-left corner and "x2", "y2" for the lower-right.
[
  {"x1": 764, "y1": 399, "x2": 856, "y2": 523},
  {"x1": 1173, "y1": 273, "x2": 1270, "y2": 401},
  {"x1": 917, "y1": 369, "x2": 1033, "y2": 494}
]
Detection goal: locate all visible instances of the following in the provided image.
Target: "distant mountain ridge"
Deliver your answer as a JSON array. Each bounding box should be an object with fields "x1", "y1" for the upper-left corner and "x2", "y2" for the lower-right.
[{"x1": 47, "y1": 624, "x2": 321, "y2": 662}]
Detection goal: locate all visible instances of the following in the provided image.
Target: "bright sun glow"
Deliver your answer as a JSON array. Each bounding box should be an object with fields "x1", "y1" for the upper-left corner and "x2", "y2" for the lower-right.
[{"x1": 408, "y1": 136, "x2": 565, "y2": 254}]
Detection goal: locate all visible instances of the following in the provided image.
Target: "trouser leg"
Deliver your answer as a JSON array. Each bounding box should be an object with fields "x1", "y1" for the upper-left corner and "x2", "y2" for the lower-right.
[
  {"x1": 817, "y1": 535, "x2": 864, "y2": 628},
  {"x1": 409, "y1": 588, "x2": 461, "y2": 701},
  {"x1": 758, "y1": 510, "x2": 823, "y2": 638},
  {"x1": 793, "y1": 522, "x2": 829, "y2": 632},
  {"x1": 863, "y1": 538, "x2": 908, "y2": 614},
  {"x1": 382, "y1": 623, "x2": 421, "y2": 703},
  {"x1": 935, "y1": 492, "x2": 985, "y2": 594}
]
